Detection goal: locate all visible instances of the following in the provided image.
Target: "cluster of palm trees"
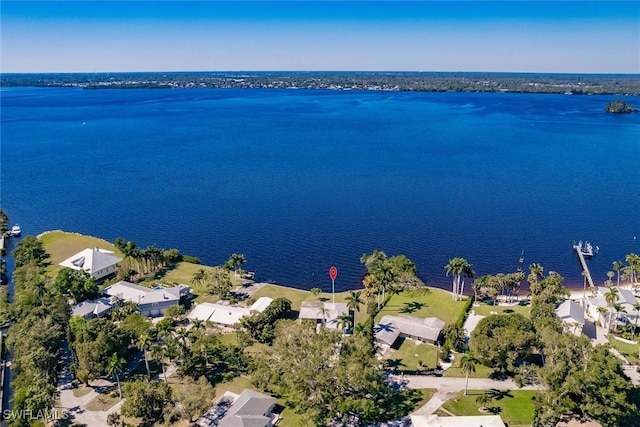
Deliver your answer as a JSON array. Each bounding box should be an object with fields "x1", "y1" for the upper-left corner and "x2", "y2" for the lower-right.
[
  {"x1": 472, "y1": 272, "x2": 525, "y2": 305},
  {"x1": 445, "y1": 258, "x2": 474, "y2": 301},
  {"x1": 611, "y1": 254, "x2": 640, "y2": 288},
  {"x1": 115, "y1": 238, "x2": 167, "y2": 280}
]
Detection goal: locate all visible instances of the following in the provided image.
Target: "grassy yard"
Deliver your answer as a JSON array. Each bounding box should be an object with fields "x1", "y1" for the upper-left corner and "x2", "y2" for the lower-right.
[
  {"x1": 471, "y1": 301, "x2": 531, "y2": 318},
  {"x1": 376, "y1": 288, "x2": 467, "y2": 325},
  {"x1": 72, "y1": 385, "x2": 94, "y2": 398},
  {"x1": 442, "y1": 389, "x2": 536, "y2": 427},
  {"x1": 608, "y1": 336, "x2": 640, "y2": 364},
  {"x1": 39, "y1": 230, "x2": 121, "y2": 276},
  {"x1": 443, "y1": 353, "x2": 494, "y2": 378},
  {"x1": 384, "y1": 337, "x2": 439, "y2": 372}
]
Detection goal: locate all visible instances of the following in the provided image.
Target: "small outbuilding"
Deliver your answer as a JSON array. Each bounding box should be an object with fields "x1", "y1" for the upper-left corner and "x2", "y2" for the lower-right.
[{"x1": 299, "y1": 302, "x2": 349, "y2": 330}]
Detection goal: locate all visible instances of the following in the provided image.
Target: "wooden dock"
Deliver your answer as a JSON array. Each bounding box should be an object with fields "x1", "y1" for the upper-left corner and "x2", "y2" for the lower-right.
[{"x1": 573, "y1": 242, "x2": 595, "y2": 291}]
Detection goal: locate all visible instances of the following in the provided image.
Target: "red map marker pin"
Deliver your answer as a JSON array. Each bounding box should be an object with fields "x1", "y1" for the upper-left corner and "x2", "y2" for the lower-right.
[{"x1": 329, "y1": 266, "x2": 338, "y2": 281}]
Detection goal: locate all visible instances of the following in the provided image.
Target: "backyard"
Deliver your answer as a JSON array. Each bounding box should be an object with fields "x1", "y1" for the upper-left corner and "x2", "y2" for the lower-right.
[{"x1": 440, "y1": 389, "x2": 536, "y2": 427}]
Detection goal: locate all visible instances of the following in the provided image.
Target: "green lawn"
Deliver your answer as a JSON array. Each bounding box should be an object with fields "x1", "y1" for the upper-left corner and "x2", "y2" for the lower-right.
[
  {"x1": 442, "y1": 389, "x2": 536, "y2": 427},
  {"x1": 443, "y1": 353, "x2": 494, "y2": 378},
  {"x1": 384, "y1": 337, "x2": 439, "y2": 372},
  {"x1": 376, "y1": 288, "x2": 467, "y2": 325},
  {"x1": 608, "y1": 336, "x2": 640, "y2": 365},
  {"x1": 471, "y1": 301, "x2": 531, "y2": 318}
]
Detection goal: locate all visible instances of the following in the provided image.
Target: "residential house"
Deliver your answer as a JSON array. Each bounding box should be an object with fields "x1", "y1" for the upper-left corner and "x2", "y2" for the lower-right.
[
  {"x1": 71, "y1": 297, "x2": 113, "y2": 320},
  {"x1": 375, "y1": 315, "x2": 445, "y2": 346},
  {"x1": 187, "y1": 297, "x2": 274, "y2": 327},
  {"x1": 298, "y1": 302, "x2": 349, "y2": 330},
  {"x1": 586, "y1": 287, "x2": 639, "y2": 330},
  {"x1": 410, "y1": 414, "x2": 506, "y2": 427},
  {"x1": 59, "y1": 247, "x2": 122, "y2": 281},
  {"x1": 217, "y1": 389, "x2": 277, "y2": 427},
  {"x1": 102, "y1": 280, "x2": 190, "y2": 317},
  {"x1": 555, "y1": 300, "x2": 585, "y2": 335}
]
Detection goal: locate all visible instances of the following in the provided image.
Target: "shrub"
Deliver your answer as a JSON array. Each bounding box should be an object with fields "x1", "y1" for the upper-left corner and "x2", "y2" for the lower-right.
[{"x1": 182, "y1": 255, "x2": 201, "y2": 264}]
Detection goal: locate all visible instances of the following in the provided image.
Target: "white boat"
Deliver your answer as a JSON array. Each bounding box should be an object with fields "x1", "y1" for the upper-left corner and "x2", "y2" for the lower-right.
[
  {"x1": 574, "y1": 240, "x2": 594, "y2": 257},
  {"x1": 10, "y1": 224, "x2": 21, "y2": 236}
]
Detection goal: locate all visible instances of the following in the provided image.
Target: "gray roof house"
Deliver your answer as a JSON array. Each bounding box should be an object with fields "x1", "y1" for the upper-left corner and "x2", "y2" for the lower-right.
[
  {"x1": 71, "y1": 297, "x2": 113, "y2": 320},
  {"x1": 299, "y1": 302, "x2": 349, "y2": 330},
  {"x1": 218, "y1": 389, "x2": 277, "y2": 427},
  {"x1": 59, "y1": 247, "x2": 122, "y2": 281},
  {"x1": 102, "y1": 281, "x2": 190, "y2": 317},
  {"x1": 375, "y1": 315, "x2": 445, "y2": 345},
  {"x1": 555, "y1": 300, "x2": 585, "y2": 335}
]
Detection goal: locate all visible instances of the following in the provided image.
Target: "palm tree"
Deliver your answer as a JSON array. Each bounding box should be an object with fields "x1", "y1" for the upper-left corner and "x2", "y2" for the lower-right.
[
  {"x1": 310, "y1": 287, "x2": 322, "y2": 300},
  {"x1": 191, "y1": 319, "x2": 205, "y2": 333},
  {"x1": 445, "y1": 258, "x2": 474, "y2": 301},
  {"x1": 475, "y1": 393, "x2": 493, "y2": 411},
  {"x1": 337, "y1": 312, "x2": 353, "y2": 333},
  {"x1": 151, "y1": 344, "x2": 167, "y2": 382},
  {"x1": 226, "y1": 253, "x2": 246, "y2": 276},
  {"x1": 460, "y1": 353, "x2": 478, "y2": 396},
  {"x1": 190, "y1": 268, "x2": 208, "y2": 287},
  {"x1": 613, "y1": 303, "x2": 627, "y2": 333},
  {"x1": 605, "y1": 286, "x2": 619, "y2": 333},
  {"x1": 345, "y1": 290, "x2": 363, "y2": 313},
  {"x1": 106, "y1": 353, "x2": 126, "y2": 398},
  {"x1": 318, "y1": 306, "x2": 330, "y2": 326},
  {"x1": 137, "y1": 334, "x2": 152, "y2": 377},
  {"x1": 626, "y1": 253, "x2": 640, "y2": 284},
  {"x1": 613, "y1": 261, "x2": 624, "y2": 287}
]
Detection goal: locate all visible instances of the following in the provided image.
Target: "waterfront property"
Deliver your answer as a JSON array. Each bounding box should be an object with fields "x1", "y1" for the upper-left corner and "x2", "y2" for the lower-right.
[
  {"x1": 187, "y1": 297, "x2": 274, "y2": 327},
  {"x1": 585, "y1": 287, "x2": 639, "y2": 330},
  {"x1": 375, "y1": 315, "x2": 445, "y2": 346},
  {"x1": 102, "y1": 280, "x2": 190, "y2": 317},
  {"x1": 555, "y1": 300, "x2": 585, "y2": 335},
  {"x1": 298, "y1": 302, "x2": 349, "y2": 330},
  {"x1": 58, "y1": 247, "x2": 122, "y2": 281},
  {"x1": 70, "y1": 297, "x2": 113, "y2": 320}
]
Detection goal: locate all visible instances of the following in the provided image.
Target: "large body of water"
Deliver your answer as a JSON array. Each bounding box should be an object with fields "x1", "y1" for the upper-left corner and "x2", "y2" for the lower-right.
[{"x1": 1, "y1": 87, "x2": 639, "y2": 292}]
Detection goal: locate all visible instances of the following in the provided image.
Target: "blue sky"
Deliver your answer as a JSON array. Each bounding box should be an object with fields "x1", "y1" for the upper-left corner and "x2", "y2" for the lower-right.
[{"x1": 1, "y1": 1, "x2": 638, "y2": 73}]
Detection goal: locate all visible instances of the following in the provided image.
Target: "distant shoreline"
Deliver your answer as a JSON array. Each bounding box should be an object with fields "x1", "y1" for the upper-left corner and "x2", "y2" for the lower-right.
[{"x1": 2, "y1": 71, "x2": 639, "y2": 95}]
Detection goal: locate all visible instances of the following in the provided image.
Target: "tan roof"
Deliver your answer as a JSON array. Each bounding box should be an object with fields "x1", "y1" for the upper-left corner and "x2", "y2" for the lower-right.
[{"x1": 375, "y1": 315, "x2": 445, "y2": 344}]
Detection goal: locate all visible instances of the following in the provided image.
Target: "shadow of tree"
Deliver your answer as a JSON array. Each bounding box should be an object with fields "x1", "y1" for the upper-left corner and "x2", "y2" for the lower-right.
[{"x1": 400, "y1": 301, "x2": 425, "y2": 314}]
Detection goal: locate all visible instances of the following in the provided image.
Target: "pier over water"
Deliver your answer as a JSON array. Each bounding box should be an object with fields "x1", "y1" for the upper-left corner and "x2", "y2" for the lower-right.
[{"x1": 573, "y1": 241, "x2": 595, "y2": 291}]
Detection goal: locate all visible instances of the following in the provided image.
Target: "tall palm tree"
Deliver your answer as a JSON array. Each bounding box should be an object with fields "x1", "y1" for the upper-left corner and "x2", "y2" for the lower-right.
[
  {"x1": 190, "y1": 268, "x2": 208, "y2": 287},
  {"x1": 605, "y1": 286, "x2": 619, "y2": 332},
  {"x1": 137, "y1": 334, "x2": 152, "y2": 377},
  {"x1": 460, "y1": 353, "x2": 478, "y2": 396},
  {"x1": 318, "y1": 306, "x2": 330, "y2": 326},
  {"x1": 106, "y1": 353, "x2": 126, "y2": 398},
  {"x1": 625, "y1": 253, "x2": 640, "y2": 284},
  {"x1": 445, "y1": 258, "x2": 474, "y2": 301},
  {"x1": 226, "y1": 253, "x2": 246, "y2": 276},
  {"x1": 613, "y1": 303, "x2": 627, "y2": 333},
  {"x1": 337, "y1": 312, "x2": 353, "y2": 333},
  {"x1": 345, "y1": 290, "x2": 363, "y2": 313},
  {"x1": 151, "y1": 344, "x2": 167, "y2": 382},
  {"x1": 613, "y1": 261, "x2": 624, "y2": 287}
]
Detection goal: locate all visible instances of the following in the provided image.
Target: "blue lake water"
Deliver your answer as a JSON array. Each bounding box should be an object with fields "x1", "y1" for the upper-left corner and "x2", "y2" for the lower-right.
[{"x1": 1, "y1": 87, "x2": 639, "y2": 292}]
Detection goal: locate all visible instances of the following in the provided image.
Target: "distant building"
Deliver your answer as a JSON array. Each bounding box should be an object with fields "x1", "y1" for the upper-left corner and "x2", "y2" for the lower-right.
[
  {"x1": 298, "y1": 302, "x2": 349, "y2": 330},
  {"x1": 217, "y1": 389, "x2": 277, "y2": 427},
  {"x1": 555, "y1": 300, "x2": 585, "y2": 335},
  {"x1": 102, "y1": 280, "x2": 190, "y2": 317},
  {"x1": 375, "y1": 315, "x2": 445, "y2": 346},
  {"x1": 71, "y1": 297, "x2": 113, "y2": 320},
  {"x1": 59, "y1": 247, "x2": 122, "y2": 281},
  {"x1": 187, "y1": 297, "x2": 274, "y2": 327}
]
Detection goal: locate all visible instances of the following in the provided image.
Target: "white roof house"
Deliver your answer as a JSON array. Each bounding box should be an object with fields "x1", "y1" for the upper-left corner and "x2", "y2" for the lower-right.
[
  {"x1": 555, "y1": 300, "x2": 585, "y2": 335},
  {"x1": 217, "y1": 389, "x2": 277, "y2": 427},
  {"x1": 59, "y1": 247, "x2": 122, "y2": 281},
  {"x1": 187, "y1": 297, "x2": 274, "y2": 327},
  {"x1": 102, "y1": 280, "x2": 190, "y2": 317},
  {"x1": 411, "y1": 414, "x2": 505, "y2": 427},
  {"x1": 586, "y1": 287, "x2": 639, "y2": 330},
  {"x1": 375, "y1": 315, "x2": 445, "y2": 345},
  {"x1": 71, "y1": 297, "x2": 113, "y2": 319},
  {"x1": 299, "y1": 302, "x2": 349, "y2": 330}
]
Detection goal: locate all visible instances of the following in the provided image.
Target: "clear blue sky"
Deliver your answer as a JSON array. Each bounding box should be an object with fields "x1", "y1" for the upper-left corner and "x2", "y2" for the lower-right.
[{"x1": 1, "y1": 1, "x2": 638, "y2": 73}]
